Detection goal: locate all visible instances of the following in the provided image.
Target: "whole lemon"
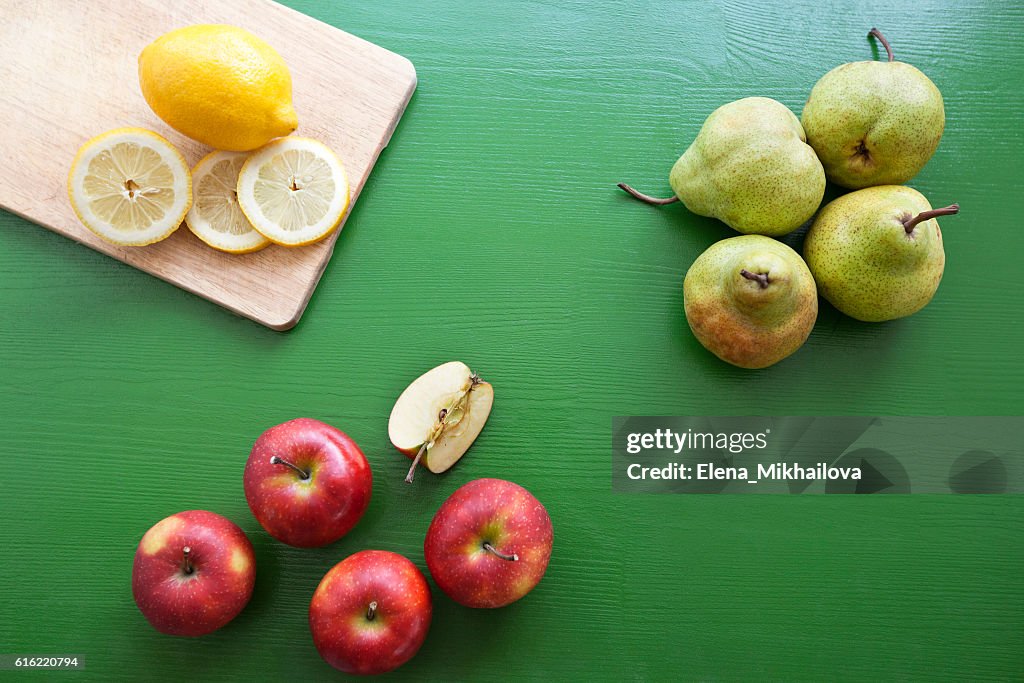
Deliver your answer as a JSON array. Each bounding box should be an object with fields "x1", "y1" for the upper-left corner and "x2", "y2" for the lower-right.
[{"x1": 139, "y1": 25, "x2": 298, "y2": 151}]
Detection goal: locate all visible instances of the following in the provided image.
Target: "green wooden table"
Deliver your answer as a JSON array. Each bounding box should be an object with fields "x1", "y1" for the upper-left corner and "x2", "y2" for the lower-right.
[{"x1": 1, "y1": 1, "x2": 1021, "y2": 680}]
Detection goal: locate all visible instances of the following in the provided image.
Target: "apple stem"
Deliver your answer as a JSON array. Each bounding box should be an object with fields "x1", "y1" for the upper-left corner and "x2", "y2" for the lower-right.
[
  {"x1": 366, "y1": 601, "x2": 378, "y2": 621},
  {"x1": 740, "y1": 269, "x2": 770, "y2": 289},
  {"x1": 404, "y1": 443, "x2": 427, "y2": 484},
  {"x1": 483, "y1": 542, "x2": 519, "y2": 562},
  {"x1": 182, "y1": 546, "x2": 194, "y2": 575},
  {"x1": 269, "y1": 455, "x2": 310, "y2": 480},
  {"x1": 617, "y1": 182, "x2": 679, "y2": 206},
  {"x1": 903, "y1": 204, "x2": 959, "y2": 234},
  {"x1": 868, "y1": 27, "x2": 894, "y2": 62}
]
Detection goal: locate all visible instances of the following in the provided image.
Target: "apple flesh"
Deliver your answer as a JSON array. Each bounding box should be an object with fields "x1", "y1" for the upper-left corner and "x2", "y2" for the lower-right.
[
  {"x1": 131, "y1": 510, "x2": 255, "y2": 637},
  {"x1": 244, "y1": 418, "x2": 372, "y2": 548},
  {"x1": 424, "y1": 478, "x2": 553, "y2": 608},
  {"x1": 309, "y1": 550, "x2": 432, "y2": 675},
  {"x1": 388, "y1": 361, "x2": 494, "y2": 482}
]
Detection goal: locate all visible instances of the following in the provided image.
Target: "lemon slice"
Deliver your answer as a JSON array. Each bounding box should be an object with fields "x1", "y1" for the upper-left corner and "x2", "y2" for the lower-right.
[
  {"x1": 67, "y1": 128, "x2": 191, "y2": 246},
  {"x1": 185, "y1": 151, "x2": 270, "y2": 254},
  {"x1": 236, "y1": 137, "x2": 350, "y2": 247}
]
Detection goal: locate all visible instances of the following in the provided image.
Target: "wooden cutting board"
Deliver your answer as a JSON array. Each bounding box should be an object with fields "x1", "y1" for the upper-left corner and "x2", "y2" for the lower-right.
[{"x1": 0, "y1": 0, "x2": 416, "y2": 329}]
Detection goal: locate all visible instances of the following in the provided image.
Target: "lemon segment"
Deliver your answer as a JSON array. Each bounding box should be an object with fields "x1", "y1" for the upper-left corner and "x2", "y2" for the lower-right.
[
  {"x1": 138, "y1": 25, "x2": 297, "y2": 152},
  {"x1": 67, "y1": 128, "x2": 191, "y2": 246},
  {"x1": 185, "y1": 151, "x2": 270, "y2": 254},
  {"x1": 236, "y1": 137, "x2": 350, "y2": 247}
]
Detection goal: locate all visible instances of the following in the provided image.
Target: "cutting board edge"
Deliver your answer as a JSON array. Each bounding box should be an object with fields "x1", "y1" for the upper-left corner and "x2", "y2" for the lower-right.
[
  {"x1": 269, "y1": 67, "x2": 418, "y2": 331},
  {"x1": 264, "y1": 0, "x2": 420, "y2": 86},
  {"x1": 0, "y1": 200, "x2": 301, "y2": 329}
]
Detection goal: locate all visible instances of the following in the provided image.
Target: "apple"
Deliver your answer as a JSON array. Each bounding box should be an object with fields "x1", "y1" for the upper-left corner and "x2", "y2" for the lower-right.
[
  {"x1": 245, "y1": 418, "x2": 373, "y2": 547},
  {"x1": 424, "y1": 478, "x2": 553, "y2": 608},
  {"x1": 244, "y1": 418, "x2": 372, "y2": 548},
  {"x1": 131, "y1": 510, "x2": 255, "y2": 637},
  {"x1": 388, "y1": 361, "x2": 494, "y2": 482},
  {"x1": 309, "y1": 550, "x2": 432, "y2": 675}
]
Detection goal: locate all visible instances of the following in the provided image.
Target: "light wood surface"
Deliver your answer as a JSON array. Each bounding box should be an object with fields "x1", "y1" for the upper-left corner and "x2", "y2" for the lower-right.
[{"x1": 0, "y1": 0, "x2": 416, "y2": 329}]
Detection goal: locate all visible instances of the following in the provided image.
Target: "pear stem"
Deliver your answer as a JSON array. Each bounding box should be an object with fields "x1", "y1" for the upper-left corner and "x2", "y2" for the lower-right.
[
  {"x1": 903, "y1": 204, "x2": 959, "y2": 234},
  {"x1": 182, "y1": 546, "x2": 194, "y2": 575},
  {"x1": 868, "y1": 27, "x2": 894, "y2": 62},
  {"x1": 404, "y1": 443, "x2": 427, "y2": 484},
  {"x1": 366, "y1": 601, "x2": 378, "y2": 621},
  {"x1": 482, "y1": 542, "x2": 518, "y2": 561},
  {"x1": 617, "y1": 182, "x2": 679, "y2": 206},
  {"x1": 740, "y1": 269, "x2": 770, "y2": 289},
  {"x1": 269, "y1": 455, "x2": 310, "y2": 480}
]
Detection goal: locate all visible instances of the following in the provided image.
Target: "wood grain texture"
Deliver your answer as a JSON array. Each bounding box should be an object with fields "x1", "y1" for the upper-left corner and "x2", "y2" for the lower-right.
[
  {"x1": 0, "y1": 0, "x2": 1022, "y2": 681},
  {"x1": 0, "y1": 0, "x2": 416, "y2": 329}
]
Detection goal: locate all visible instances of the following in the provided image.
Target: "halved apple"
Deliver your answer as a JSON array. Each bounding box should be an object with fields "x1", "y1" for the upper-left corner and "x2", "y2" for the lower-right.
[{"x1": 388, "y1": 361, "x2": 494, "y2": 482}]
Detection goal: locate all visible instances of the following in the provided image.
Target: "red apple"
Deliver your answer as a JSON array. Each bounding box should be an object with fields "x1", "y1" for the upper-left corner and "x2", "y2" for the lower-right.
[
  {"x1": 309, "y1": 550, "x2": 432, "y2": 675},
  {"x1": 424, "y1": 478, "x2": 553, "y2": 608},
  {"x1": 244, "y1": 418, "x2": 372, "y2": 548},
  {"x1": 131, "y1": 510, "x2": 255, "y2": 637}
]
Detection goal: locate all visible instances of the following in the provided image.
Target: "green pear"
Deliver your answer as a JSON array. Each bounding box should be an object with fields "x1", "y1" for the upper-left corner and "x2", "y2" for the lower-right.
[
  {"x1": 684, "y1": 235, "x2": 818, "y2": 369},
  {"x1": 802, "y1": 28, "x2": 944, "y2": 189},
  {"x1": 619, "y1": 97, "x2": 825, "y2": 236},
  {"x1": 803, "y1": 186, "x2": 958, "y2": 322}
]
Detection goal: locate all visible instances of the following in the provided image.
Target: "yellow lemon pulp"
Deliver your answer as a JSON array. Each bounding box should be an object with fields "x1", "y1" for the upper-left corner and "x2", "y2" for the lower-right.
[
  {"x1": 186, "y1": 151, "x2": 270, "y2": 254},
  {"x1": 138, "y1": 24, "x2": 298, "y2": 151},
  {"x1": 237, "y1": 137, "x2": 350, "y2": 247},
  {"x1": 67, "y1": 128, "x2": 191, "y2": 246}
]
